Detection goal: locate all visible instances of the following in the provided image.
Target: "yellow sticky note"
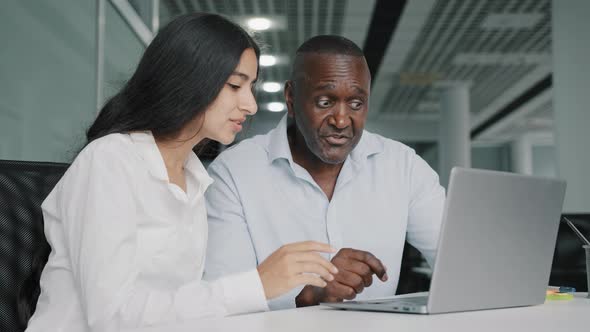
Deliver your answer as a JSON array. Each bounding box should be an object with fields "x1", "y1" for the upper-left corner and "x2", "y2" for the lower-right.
[{"x1": 546, "y1": 292, "x2": 574, "y2": 301}]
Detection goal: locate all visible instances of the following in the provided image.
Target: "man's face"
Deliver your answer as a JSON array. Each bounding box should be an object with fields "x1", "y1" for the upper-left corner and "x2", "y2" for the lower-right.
[{"x1": 286, "y1": 53, "x2": 371, "y2": 164}]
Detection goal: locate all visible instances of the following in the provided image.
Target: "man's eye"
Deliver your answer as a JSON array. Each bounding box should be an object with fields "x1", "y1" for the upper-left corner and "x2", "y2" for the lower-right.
[
  {"x1": 317, "y1": 99, "x2": 332, "y2": 108},
  {"x1": 227, "y1": 83, "x2": 241, "y2": 90},
  {"x1": 350, "y1": 101, "x2": 363, "y2": 110}
]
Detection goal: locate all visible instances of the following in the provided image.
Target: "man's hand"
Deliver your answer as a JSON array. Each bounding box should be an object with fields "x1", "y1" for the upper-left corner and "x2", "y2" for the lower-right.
[{"x1": 295, "y1": 248, "x2": 387, "y2": 307}]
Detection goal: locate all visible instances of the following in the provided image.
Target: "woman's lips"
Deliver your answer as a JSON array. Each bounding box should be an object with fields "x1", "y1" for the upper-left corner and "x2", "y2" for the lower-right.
[{"x1": 230, "y1": 120, "x2": 243, "y2": 132}]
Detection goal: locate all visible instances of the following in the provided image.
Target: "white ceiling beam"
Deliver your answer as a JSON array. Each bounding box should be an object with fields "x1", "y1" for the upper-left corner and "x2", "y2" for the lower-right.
[
  {"x1": 477, "y1": 88, "x2": 553, "y2": 140},
  {"x1": 370, "y1": 0, "x2": 436, "y2": 117},
  {"x1": 151, "y1": 0, "x2": 159, "y2": 33},
  {"x1": 340, "y1": 0, "x2": 376, "y2": 46},
  {"x1": 468, "y1": 21, "x2": 551, "y2": 108},
  {"x1": 426, "y1": 0, "x2": 487, "y2": 74},
  {"x1": 109, "y1": 0, "x2": 154, "y2": 46},
  {"x1": 471, "y1": 65, "x2": 551, "y2": 130},
  {"x1": 389, "y1": 0, "x2": 453, "y2": 113}
]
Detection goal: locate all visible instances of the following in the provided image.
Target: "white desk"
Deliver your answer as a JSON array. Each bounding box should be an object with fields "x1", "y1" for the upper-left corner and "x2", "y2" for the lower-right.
[{"x1": 126, "y1": 293, "x2": 589, "y2": 332}]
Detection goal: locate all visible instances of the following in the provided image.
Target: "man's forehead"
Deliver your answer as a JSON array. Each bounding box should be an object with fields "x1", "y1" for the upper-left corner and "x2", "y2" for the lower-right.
[
  {"x1": 300, "y1": 52, "x2": 365, "y2": 67},
  {"x1": 293, "y1": 53, "x2": 370, "y2": 82}
]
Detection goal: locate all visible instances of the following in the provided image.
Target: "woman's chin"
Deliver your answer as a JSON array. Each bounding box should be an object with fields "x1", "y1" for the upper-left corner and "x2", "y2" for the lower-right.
[{"x1": 219, "y1": 135, "x2": 236, "y2": 145}]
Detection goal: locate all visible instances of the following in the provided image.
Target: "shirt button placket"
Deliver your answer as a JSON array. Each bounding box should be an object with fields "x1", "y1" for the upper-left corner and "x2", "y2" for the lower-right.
[{"x1": 325, "y1": 198, "x2": 342, "y2": 260}]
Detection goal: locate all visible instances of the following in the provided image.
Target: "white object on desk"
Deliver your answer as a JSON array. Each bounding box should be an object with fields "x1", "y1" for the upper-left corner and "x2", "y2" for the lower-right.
[{"x1": 125, "y1": 293, "x2": 590, "y2": 332}]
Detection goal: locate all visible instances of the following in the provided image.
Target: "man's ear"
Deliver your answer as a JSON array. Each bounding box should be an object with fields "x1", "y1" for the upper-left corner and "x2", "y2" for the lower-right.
[{"x1": 284, "y1": 80, "x2": 295, "y2": 118}]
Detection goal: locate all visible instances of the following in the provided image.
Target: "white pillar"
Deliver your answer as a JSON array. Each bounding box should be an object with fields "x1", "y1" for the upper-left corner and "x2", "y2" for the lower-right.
[
  {"x1": 552, "y1": 0, "x2": 590, "y2": 212},
  {"x1": 511, "y1": 135, "x2": 533, "y2": 175},
  {"x1": 439, "y1": 84, "x2": 471, "y2": 188}
]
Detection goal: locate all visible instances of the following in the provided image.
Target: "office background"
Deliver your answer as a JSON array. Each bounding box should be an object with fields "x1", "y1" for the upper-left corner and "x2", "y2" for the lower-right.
[
  {"x1": 3, "y1": 0, "x2": 588, "y2": 213},
  {"x1": 0, "y1": 0, "x2": 588, "y2": 304},
  {"x1": 0, "y1": 3, "x2": 589, "y2": 332}
]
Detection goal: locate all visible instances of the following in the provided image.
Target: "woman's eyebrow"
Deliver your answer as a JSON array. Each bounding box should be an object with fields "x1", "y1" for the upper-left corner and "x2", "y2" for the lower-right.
[{"x1": 230, "y1": 71, "x2": 249, "y2": 81}]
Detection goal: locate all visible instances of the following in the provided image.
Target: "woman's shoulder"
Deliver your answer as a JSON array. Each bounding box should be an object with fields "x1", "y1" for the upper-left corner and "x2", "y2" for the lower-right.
[
  {"x1": 47, "y1": 134, "x2": 139, "y2": 209},
  {"x1": 71, "y1": 133, "x2": 137, "y2": 175},
  {"x1": 78, "y1": 133, "x2": 134, "y2": 159}
]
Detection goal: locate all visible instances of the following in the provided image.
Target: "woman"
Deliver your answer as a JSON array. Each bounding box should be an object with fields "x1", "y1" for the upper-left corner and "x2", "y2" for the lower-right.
[{"x1": 23, "y1": 13, "x2": 338, "y2": 331}]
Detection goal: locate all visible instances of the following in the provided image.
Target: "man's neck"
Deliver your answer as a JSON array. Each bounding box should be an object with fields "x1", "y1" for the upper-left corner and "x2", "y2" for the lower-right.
[{"x1": 287, "y1": 125, "x2": 344, "y2": 200}]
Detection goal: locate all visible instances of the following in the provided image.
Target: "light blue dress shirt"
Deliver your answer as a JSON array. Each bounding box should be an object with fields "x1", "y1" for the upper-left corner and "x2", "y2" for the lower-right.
[{"x1": 204, "y1": 115, "x2": 445, "y2": 310}]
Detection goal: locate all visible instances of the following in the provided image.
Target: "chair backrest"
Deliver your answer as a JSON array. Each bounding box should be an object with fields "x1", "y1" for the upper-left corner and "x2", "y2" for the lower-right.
[
  {"x1": 0, "y1": 160, "x2": 69, "y2": 332},
  {"x1": 550, "y1": 213, "x2": 590, "y2": 292}
]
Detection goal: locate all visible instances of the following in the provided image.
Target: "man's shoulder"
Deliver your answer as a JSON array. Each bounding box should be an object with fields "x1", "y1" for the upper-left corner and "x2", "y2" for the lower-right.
[
  {"x1": 210, "y1": 134, "x2": 270, "y2": 167},
  {"x1": 362, "y1": 130, "x2": 417, "y2": 159},
  {"x1": 362, "y1": 131, "x2": 438, "y2": 183}
]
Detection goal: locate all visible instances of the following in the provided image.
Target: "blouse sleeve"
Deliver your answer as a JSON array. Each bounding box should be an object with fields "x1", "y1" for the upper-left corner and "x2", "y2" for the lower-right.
[{"x1": 57, "y1": 143, "x2": 268, "y2": 331}]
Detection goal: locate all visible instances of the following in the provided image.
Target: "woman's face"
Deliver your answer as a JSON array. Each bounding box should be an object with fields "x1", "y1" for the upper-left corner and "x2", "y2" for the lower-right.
[{"x1": 201, "y1": 48, "x2": 259, "y2": 145}]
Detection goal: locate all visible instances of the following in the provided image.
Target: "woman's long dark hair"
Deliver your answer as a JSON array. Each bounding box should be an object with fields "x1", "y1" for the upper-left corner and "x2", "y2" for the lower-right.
[
  {"x1": 88, "y1": 12, "x2": 260, "y2": 143},
  {"x1": 17, "y1": 12, "x2": 260, "y2": 328}
]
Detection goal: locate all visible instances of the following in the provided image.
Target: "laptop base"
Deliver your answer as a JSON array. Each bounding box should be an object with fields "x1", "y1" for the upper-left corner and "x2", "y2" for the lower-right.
[{"x1": 321, "y1": 295, "x2": 429, "y2": 314}]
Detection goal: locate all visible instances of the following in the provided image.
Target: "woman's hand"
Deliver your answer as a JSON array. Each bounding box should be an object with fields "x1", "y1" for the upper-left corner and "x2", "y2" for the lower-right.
[{"x1": 257, "y1": 241, "x2": 339, "y2": 300}]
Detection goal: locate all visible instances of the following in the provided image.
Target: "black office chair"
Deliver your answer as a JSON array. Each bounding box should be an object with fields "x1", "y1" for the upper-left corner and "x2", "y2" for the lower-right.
[
  {"x1": 397, "y1": 241, "x2": 431, "y2": 294},
  {"x1": 550, "y1": 214, "x2": 590, "y2": 292},
  {"x1": 0, "y1": 160, "x2": 69, "y2": 332}
]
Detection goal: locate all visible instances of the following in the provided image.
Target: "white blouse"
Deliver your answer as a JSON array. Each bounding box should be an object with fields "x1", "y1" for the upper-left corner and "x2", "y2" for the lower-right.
[{"x1": 26, "y1": 132, "x2": 268, "y2": 332}]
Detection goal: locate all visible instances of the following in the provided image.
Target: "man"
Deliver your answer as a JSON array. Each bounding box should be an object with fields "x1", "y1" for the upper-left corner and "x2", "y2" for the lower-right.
[{"x1": 204, "y1": 35, "x2": 444, "y2": 310}]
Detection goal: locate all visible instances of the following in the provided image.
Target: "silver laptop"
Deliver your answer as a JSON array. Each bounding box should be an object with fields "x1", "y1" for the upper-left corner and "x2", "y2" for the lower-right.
[{"x1": 323, "y1": 167, "x2": 566, "y2": 314}]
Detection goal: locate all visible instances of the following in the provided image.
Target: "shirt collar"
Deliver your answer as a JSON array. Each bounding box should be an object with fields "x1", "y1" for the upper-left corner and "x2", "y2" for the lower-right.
[
  {"x1": 349, "y1": 128, "x2": 385, "y2": 162},
  {"x1": 129, "y1": 131, "x2": 213, "y2": 190},
  {"x1": 267, "y1": 114, "x2": 294, "y2": 164},
  {"x1": 266, "y1": 114, "x2": 384, "y2": 165},
  {"x1": 185, "y1": 149, "x2": 214, "y2": 191}
]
